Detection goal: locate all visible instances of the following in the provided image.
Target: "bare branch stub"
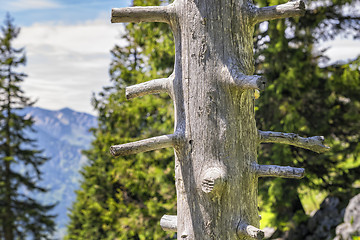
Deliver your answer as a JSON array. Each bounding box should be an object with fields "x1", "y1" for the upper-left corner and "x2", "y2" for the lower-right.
[
  {"x1": 252, "y1": 0, "x2": 306, "y2": 24},
  {"x1": 160, "y1": 215, "x2": 177, "y2": 232},
  {"x1": 222, "y1": 61, "x2": 267, "y2": 91},
  {"x1": 126, "y1": 74, "x2": 174, "y2": 100},
  {"x1": 110, "y1": 133, "x2": 179, "y2": 157},
  {"x1": 258, "y1": 130, "x2": 330, "y2": 153},
  {"x1": 254, "y1": 163, "x2": 305, "y2": 179},
  {"x1": 232, "y1": 74, "x2": 267, "y2": 91},
  {"x1": 237, "y1": 222, "x2": 265, "y2": 240},
  {"x1": 111, "y1": 5, "x2": 173, "y2": 23}
]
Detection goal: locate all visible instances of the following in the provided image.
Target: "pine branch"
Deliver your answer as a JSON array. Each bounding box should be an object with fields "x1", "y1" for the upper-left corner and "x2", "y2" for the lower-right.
[{"x1": 258, "y1": 130, "x2": 330, "y2": 153}]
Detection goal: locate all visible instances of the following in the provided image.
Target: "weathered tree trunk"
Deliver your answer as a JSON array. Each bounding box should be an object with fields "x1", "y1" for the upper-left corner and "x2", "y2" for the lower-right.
[{"x1": 110, "y1": 1, "x2": 329, "y2": 239}]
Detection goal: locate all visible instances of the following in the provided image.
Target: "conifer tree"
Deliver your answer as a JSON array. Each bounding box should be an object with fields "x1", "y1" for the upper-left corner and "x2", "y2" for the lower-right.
[
  {"x1": 0, "y1": 14, "x2": 56, "y2": 240},
  {"x1": 66, "y1": 1, "x2": 175, "y2": 239}
]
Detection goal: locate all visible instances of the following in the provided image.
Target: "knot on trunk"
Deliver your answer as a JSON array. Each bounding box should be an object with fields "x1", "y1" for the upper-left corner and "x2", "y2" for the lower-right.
[{"x1": 201, "y1": 166, "x2": 227, "y2": 195}]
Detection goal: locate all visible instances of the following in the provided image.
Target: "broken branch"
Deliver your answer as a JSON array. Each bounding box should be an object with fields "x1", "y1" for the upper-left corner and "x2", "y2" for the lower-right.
[
  {"x1": 253, "y1": 0, "x2": 306, "y2": 24},
  {"x1": 160, "y1": 215, "x2": 177, "y2": 232},
  {"x1": 110, "y1": 133, "x2": 178, "y2": 157},
  {"x1": 111, "y1": 5, "x2": 173, "y2": 23},
  {"x1": 233, "y1": 74, "x2": 267, "y2": 90},
  {"x1": 237, "y1": 222, "x2": 264, "y2": 240},
  {"x1": 126, "y1": 74, "x2": 173, "y2": 100},
  {"x1": 258, "y1": 130, "x2": 330, "y2": 153},
  {"x1": 254, "y1": 163, "x2": 305, "y2": 179}
]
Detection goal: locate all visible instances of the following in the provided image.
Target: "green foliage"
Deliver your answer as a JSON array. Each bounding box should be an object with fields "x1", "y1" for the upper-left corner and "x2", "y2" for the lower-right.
[
  {"x1": 66, "y1": 1, "x2": 176, "y2": 239},
  {"x1": 0, "y1": 14, "x2": 56, "y2": 239},
  {"x1": 254, "y1": 0, "x2": 360, "y2": 231}
]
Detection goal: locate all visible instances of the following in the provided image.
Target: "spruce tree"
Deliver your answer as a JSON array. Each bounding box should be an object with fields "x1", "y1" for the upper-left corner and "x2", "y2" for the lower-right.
[
  {"x1": 0, "y1": 14, "x2": 56, "y2": 239},
  {"x1": 66, "y1": 1, "x2": 175, "y2": 239}
]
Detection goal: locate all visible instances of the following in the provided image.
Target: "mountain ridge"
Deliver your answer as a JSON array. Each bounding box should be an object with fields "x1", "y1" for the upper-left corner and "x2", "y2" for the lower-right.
[{"x1": 20, "y1": 106, "x2": 97, "y2": 239}]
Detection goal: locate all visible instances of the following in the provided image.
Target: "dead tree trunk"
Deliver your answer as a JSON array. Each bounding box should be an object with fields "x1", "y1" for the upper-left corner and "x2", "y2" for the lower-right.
[{"x1": 110, "y1": 1, "x2": 329, "y2": 239}]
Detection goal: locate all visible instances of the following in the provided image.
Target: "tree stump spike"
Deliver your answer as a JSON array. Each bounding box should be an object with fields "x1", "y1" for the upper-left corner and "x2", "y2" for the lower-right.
[
  {"x1": 110, "y1": 133, "x2": 183, "y2": 157},
  {"x1": 253, "y1": 163, "x2": 305, "y2": 179},
  {"x1": 160, "y1": 215, "x2": 177, "y2": 232},
  {"x1": 222, "y1": 63, "x2": 267, "y2": 90},
  {"x1": 126, "y1": 72, "x2": 174, "y2": 99},
  {"x1": 251, "y1": 0, "x2": 306, "y2": 24},
  {"x1": 237, "y1": 221, "x2": 264, "y2": 239},
  {"x1": 231, "y1": 74, "x2": 266, "y2": 90},
  {"x1": 111, "y1": 4, "x2": 174, "y2": 23},
  {"x1": 258, "y1": 130, "x2": 330, "y2": 153}
]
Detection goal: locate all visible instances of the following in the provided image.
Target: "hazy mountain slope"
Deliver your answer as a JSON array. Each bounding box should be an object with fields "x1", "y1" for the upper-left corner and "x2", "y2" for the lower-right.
[{"x1": 21, "y1": 107, "x2": 97, "y2": 238}]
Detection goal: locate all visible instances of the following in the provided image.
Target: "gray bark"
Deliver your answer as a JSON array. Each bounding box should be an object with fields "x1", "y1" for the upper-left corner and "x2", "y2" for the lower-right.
[
  {"x1": 251, "y1": 0, "x2": 305, "y2": 24},
  {"x1": 237, "y1": 222, "x2": 265, "y2": 240},
  {"x1": 125, "y1": 73, "x2": 174, "y2": 99},
  {"x1": 258, "y1": 130, "x2": 330, "y2": 153},
  {"x1": 253, "y1": 164, "x2": 304, "y2": 179},
  {"x1": 109, "y1": 1, "x2": 321, "y2": 239},
  {"x1": 160, "y1": 215, "x2": 177, "y2": 232},
  {"x1": 110, "y1": 134, "x2": 180, "y2": 156},
  {"x1": 111, "y1": 5, "x2": 173, "y2": 23}
]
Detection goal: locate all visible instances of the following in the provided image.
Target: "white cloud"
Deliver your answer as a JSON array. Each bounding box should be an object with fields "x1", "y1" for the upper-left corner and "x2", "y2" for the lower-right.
[
  {"x1": 11, "y1": 8, "x2": 360, "y2": 116},
  {"x1": 5, "y1": 0, "x2": 62, "y2": 11},
  {"x1": 14, "y1": 13, "x2": 126, "y2": 115},
  {"x1": 323, "y1": 38, "x2": 360, "y2": 64}
]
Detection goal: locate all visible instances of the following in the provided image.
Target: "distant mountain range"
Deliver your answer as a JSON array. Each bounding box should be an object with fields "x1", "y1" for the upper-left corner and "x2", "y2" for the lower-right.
[{"x1": 21, "y1": 107, "x2": 97, "y2": 239}]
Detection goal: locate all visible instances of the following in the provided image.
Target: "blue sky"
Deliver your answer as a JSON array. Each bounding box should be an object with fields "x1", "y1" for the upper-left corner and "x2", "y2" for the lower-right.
[
  {"x1": 0, "y1": 0, "x2": 359, "y2": 116},
  {"x1": 0, "y1": 0, "x2": 131, "y2": 26}
]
